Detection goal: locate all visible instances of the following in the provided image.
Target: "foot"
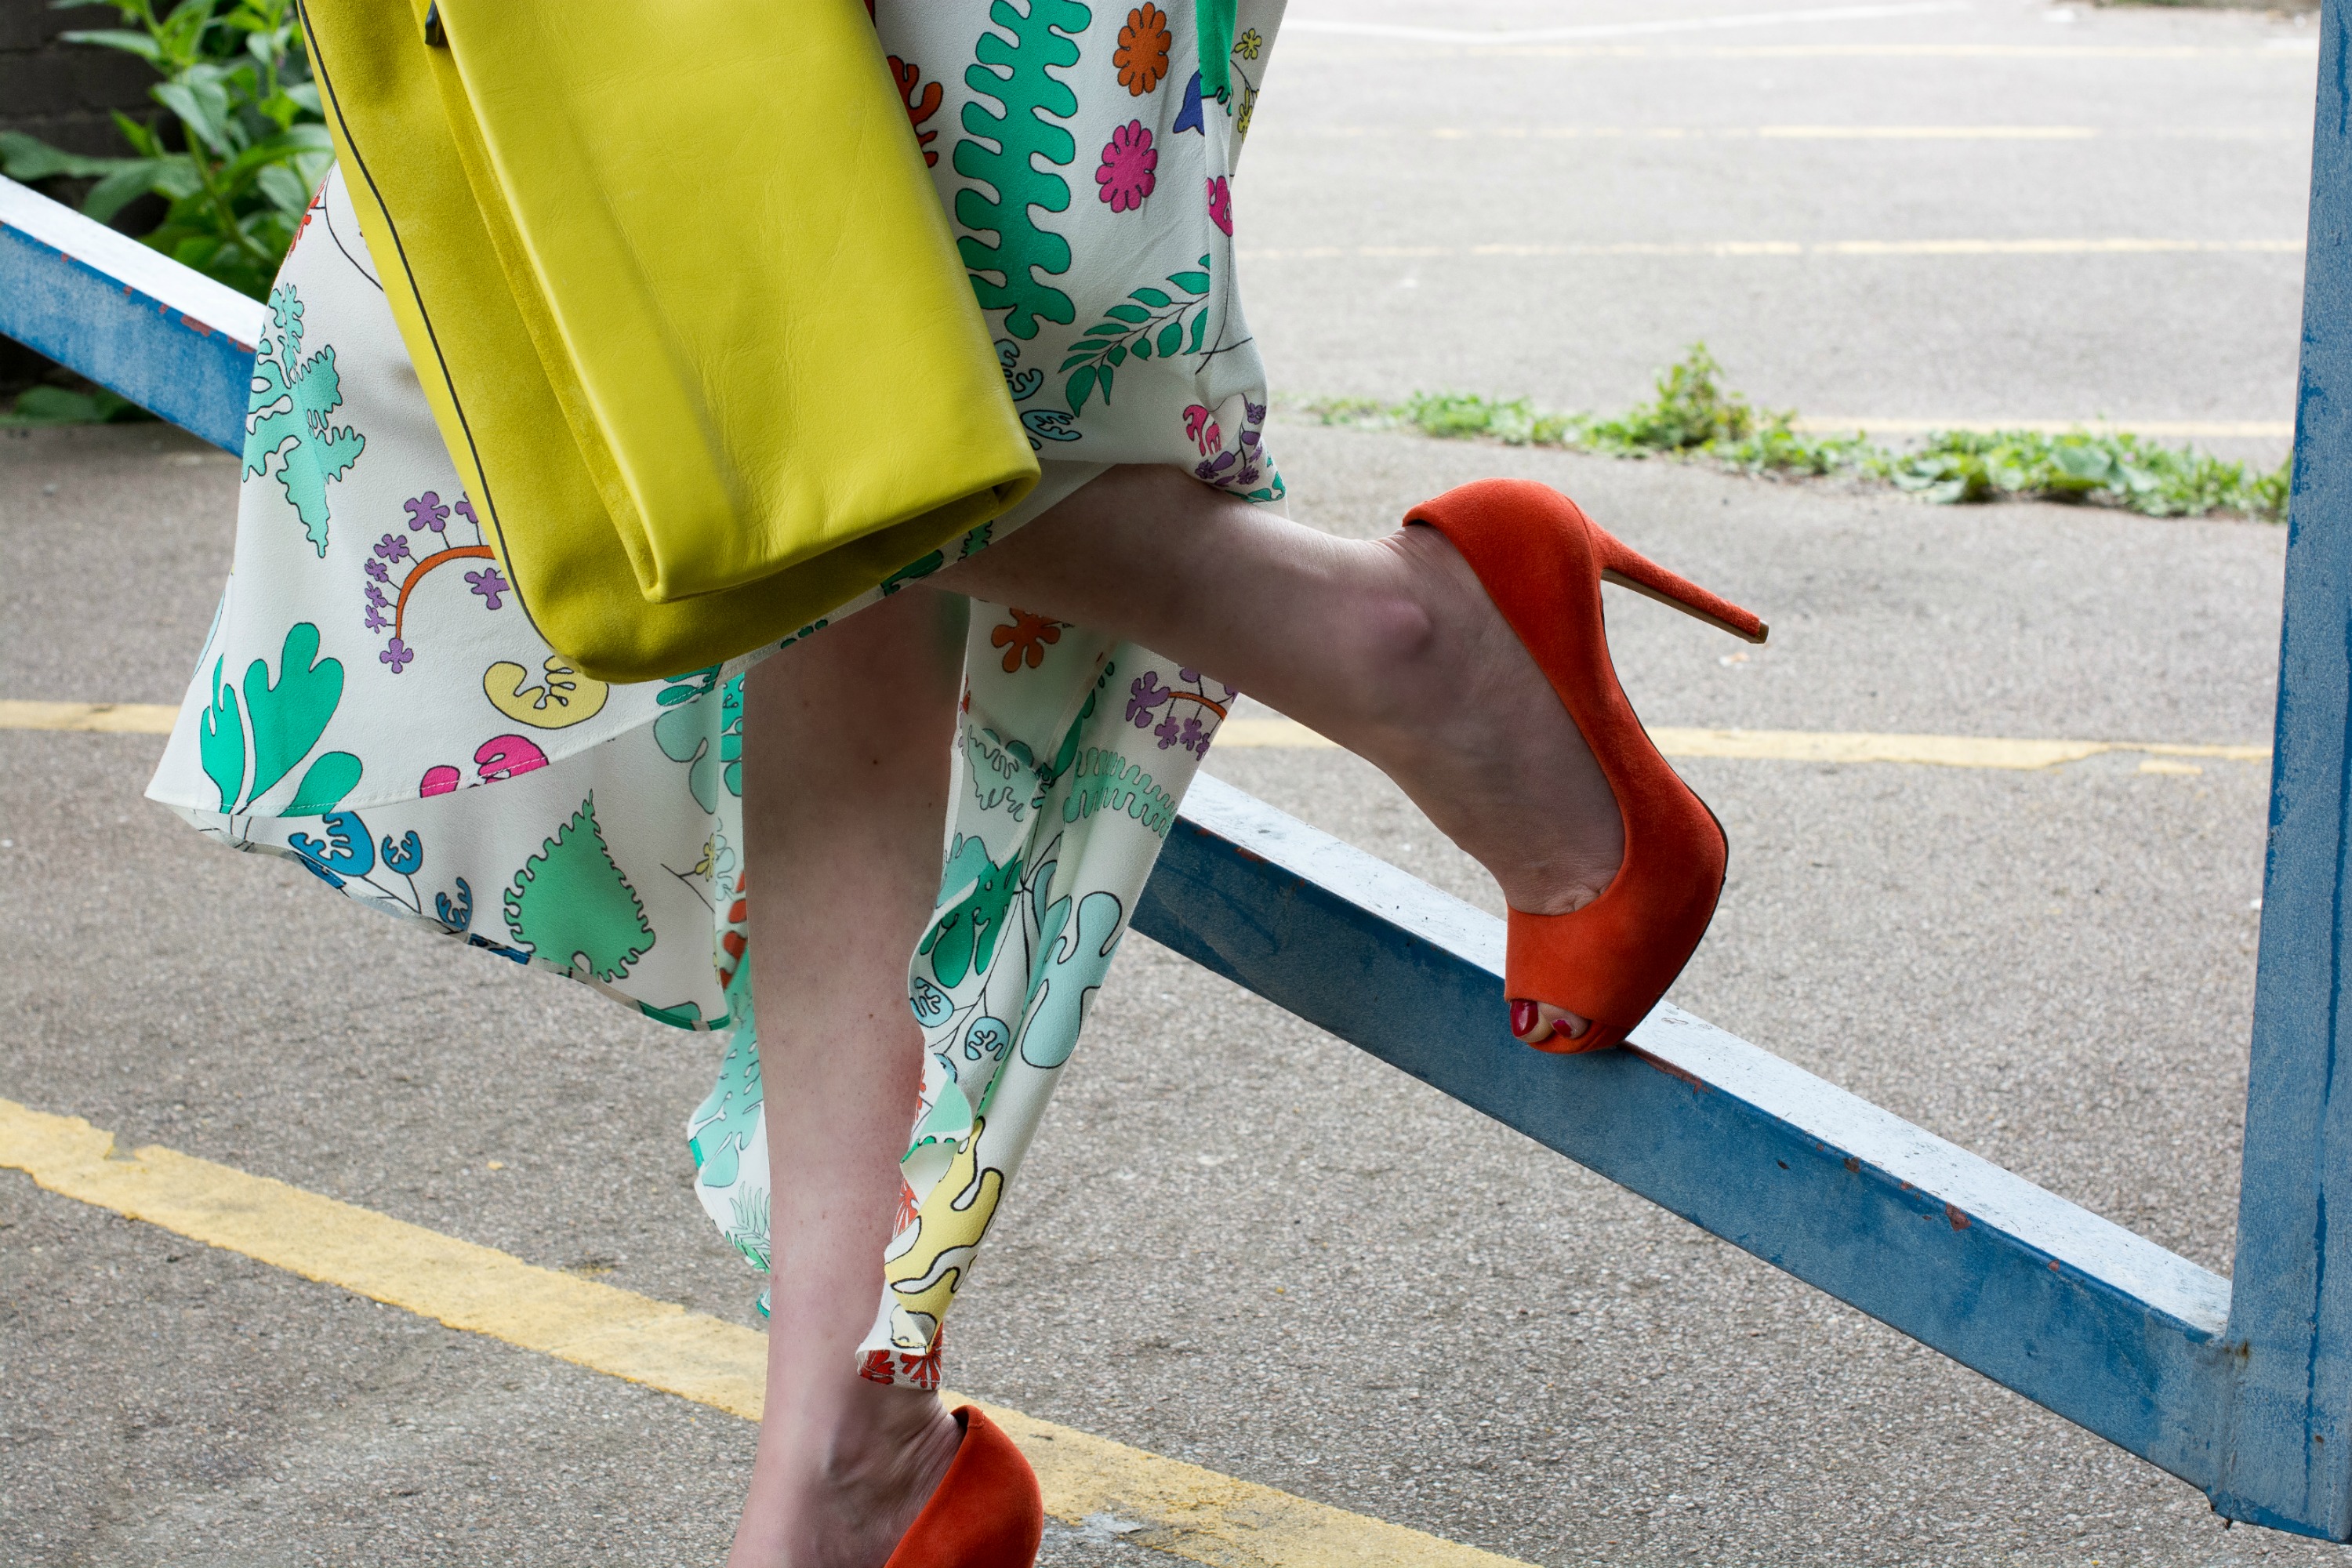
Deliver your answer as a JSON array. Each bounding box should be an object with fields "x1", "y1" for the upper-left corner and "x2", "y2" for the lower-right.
[
  {"x1": 728, "y1": 1384, "x2": 966, "y2": 1568},
  {"x1": 1335, "y1": 524, "x2": 1628, "y2": 1045}
]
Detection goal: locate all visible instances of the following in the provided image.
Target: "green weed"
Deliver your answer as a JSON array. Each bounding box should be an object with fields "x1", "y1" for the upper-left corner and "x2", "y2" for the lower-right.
[
  {"x1": 2, "y1": 0, "x2": 329, "y2": 303},
  {"x1": 1303, "y1": 344, "x2": 2291, "y2": 523},
  {"x1": 0, "y1": 383, "x2": 153, "y2": 428}
]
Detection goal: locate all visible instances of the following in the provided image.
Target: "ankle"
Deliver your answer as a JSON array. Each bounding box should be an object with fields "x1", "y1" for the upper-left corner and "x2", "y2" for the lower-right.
[{"x1": 793, "y1": 1384, "x2": 960, "y2": 1492}]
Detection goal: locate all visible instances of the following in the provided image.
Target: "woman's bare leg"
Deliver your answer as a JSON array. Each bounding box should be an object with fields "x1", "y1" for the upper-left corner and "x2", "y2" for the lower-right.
[
  {"x1": 730, "y1": 585, "x2": 970, "y2": 1568},
  {"x1": 940, "y1": 464, "x2": 1624, "y2": 1044}
]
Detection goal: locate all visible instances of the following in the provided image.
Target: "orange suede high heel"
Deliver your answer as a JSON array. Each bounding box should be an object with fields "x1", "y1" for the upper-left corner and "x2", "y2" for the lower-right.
[
  {"x1": 882, "y1": 1406, "x2": 1044, "y2": 1568},
  {"x1": 1403, "y1": 478, "x2": 1768, "y2": 1055}
]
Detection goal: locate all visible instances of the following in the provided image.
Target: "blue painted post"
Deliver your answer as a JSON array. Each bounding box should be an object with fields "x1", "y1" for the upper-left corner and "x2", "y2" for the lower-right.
[
  {"x1": 2210, "y1": 0, "x2": 2352, "y2": 1537},
  {"x1": 0, "y1": 176, "x2": 260, "y2": 453}
]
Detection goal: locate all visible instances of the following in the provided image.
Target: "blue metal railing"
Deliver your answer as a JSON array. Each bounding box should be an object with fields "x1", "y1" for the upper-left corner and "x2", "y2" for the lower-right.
[{"x1": 5, "y1": 19, "x2": 2343, "y2": 1524}]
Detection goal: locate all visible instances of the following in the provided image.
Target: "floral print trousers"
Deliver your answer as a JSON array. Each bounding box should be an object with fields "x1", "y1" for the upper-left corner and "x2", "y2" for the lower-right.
[{"x1": 146, "y1": 0, "x2": 1285, "y2": 1385}]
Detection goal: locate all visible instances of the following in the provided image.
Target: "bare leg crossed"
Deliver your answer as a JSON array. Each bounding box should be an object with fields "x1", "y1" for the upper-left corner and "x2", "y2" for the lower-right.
[{"x1": 727, "y1": 463, "x2": 1633, "y2": 1563}]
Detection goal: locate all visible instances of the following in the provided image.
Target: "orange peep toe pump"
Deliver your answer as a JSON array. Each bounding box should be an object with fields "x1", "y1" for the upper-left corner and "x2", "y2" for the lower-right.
[
  {"x1": 882, "y1": 1406, "x2": 1044, "y2": 1568},
  {"x1": 1403, "y1": 478, "x2": 1768, "y2": 1055}
]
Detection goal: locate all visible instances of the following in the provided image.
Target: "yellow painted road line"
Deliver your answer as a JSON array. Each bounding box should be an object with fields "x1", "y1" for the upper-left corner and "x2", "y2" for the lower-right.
[
  {"x1": 0, "y1": 699, "x2": 177, "y2": 734},
  {"x1": 1761, "y1": 125, "x2": 2092, "y2": 140},
  {"x1": 1214, "y1": 717, "x2": 2268, "y2": 771},
  {"x1": 1242, "y1": 241, "x2": 2305, "y2": 262},
  {"x1": 1299, "y1": 125, "x2": 2296, "y2": 143},
  {"x1": 6, "y1": 703, "x2": 2268, "y2": 775},
  {"x1": 1791, "y1": 416, "x2": 2292, "y2": 439},
  {"x1": 1462, "y1": 43, "x2": 2318, "y2": 60},
  {"x1": 1240, "y1": 239, "x2": 2301, "y2": 261},
  {"x1": 1302, "y1": 125, "x2": 2300, "y2": 141},
  {"x1": 0, "y1": 1098, "x2": 1529, "y2": 1568}
]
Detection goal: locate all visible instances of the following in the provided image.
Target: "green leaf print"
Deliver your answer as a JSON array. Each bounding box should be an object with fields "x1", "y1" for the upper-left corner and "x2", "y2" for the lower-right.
[
  {"x1": 653, "y1": 700, "x2": 720, "y2": 814},
  {"x1": 1059, "y1": 256, "x2": 1213, "y2": 412},
  {"x1": 688, "y1": 1024, "x2": 764, "y2": 1193},
  {"x1": 921, "y1": 835, "x2": 1027, "y2": 989},
  {"x1": 503, "y1": 795, "x2": 655, "y2": 982},
  {"x1": 1195, "y1": 0, "x2": 1238, "y2": 97},
  {"x1": 953, "y1": 0, "x2": 1091, "y2": 340},
  {"x1": 198, "y1": 656, "x2": 244, "y2": 814},
  {"x1": 1015, "y1": 887, "x2": 1123, "y2": 1069},
  {"x1": 282, "y1": 750, "x2": 362, "y2": 816},
  {"x1": 241, "y1": 285, "x2": 365, "y2": 555},
  {"x1": 241, "y1": 622, "x2": 342, "y2": 806},
  {"x1": 724, "y1": 1187, "x2": 771, "y2": 1273}
]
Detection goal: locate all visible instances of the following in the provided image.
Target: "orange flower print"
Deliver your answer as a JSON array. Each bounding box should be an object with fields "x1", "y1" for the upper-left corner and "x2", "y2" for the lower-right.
[
  {"x1": 1116, "y1": 3, "x2": 1172, "y2": 96},
  {"x1": 890, "y1": 55, "x2": 943, "y2": 167},
  {"x1": 991, "y1": 608, "x2": 1065, "y2": 672}
]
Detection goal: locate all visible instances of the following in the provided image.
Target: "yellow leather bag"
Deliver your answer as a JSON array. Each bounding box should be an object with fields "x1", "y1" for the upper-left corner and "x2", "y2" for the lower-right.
[{"x1": 299, "y1": 0, "x2": 1038, "y2": 682}]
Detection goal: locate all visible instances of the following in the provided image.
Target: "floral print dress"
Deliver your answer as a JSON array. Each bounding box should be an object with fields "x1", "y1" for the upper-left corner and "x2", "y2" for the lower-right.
[{"x1": 144, "y1": 0, "x2": 1285, "y2": 1386}]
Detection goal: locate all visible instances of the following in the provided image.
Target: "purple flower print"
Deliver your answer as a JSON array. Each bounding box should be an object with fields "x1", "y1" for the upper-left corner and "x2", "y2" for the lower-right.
[
  {"x1": 1153, "y1": 710, "x2": 1184, "y2": 750},
  {"x1": 1126, "y1": 670, "x2": 1171, "y2": 727},
  {"x1": 1178, "y1": 666, "x2": 1200, "y2": 683},
  {"x1": 1095, "y1": 121, "x2": 1156, "y2": 212},
  {"x1": 1205, "y1": 175, "x2": 1232, "y2": 236},
  {"x1": 453, "y1": 497, "x2": 477, "y2": 529},
  {"x1": 364, "y1": 582, "x2": 390, "y2": 609},
  {"x1": 465, "y1": 565, "x2": 510, "y2": 611},
  {"x1": 373, "y1": 532, "x2": 413, "y2": 564},
  {"x1": 1181, "y1": 715, "x2": 1208, "y2": 753},
  {"x1": 363, "y1": 605, "x2": 389, "y2": 633},
  {"x1": 364, "y1": 557, "x2": 390, "y2": 583},
  {"x1": 404, "y1": 492, "x2": 451, "y2": 533},
  {"x1": 379, "y1": 637, "x2": 416, "y2": 673}
]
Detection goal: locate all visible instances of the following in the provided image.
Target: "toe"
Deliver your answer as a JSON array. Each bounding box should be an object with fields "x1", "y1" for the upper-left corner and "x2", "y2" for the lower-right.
[{"x1": 1512, "y1": 1000, "x2": 1591, "y2": 1046}]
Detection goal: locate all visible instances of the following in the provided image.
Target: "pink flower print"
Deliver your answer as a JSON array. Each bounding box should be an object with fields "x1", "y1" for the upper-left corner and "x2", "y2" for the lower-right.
[
  {"x1": 374, "y1": 532, "x2": 413, "y2": 564},
  {"x1": 465, "y1": 565, "x2": 510, "y2": 610},
  {"x1": 474, "y1": 734, "x2": 549, "y2": 782},
  {"x1": 404, "y1": 492, "x2": 451, "y2": 533},
  {"x1": 379, "y1": 637, "x2": 416, "y2": 673},
  {"x1": 1182, "y1": 404, "x2": 1221, "y2": 456},
  {"x1": 1206, "y1": 175, "x2": 1232, "y2": 236},
  {"x1": 419, "y1": 764, "x2": 463, "y2": 797},
  {"x1": 1094, "y1": 122, "x2": 1156, "y2": 212}
]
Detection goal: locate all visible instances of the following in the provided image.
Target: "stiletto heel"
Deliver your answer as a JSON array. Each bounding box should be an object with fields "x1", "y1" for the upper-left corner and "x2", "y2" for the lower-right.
[
  {"x1": 1403, "y1": 478, "x2": 1766, "y2": 1055},
  {"x1": 883, "y1": 1406, "x2": 1044, "y2": 1568}
]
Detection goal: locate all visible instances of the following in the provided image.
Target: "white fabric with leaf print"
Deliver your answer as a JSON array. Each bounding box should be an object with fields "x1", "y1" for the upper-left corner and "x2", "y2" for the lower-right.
[{"x1": 147, "y1": 0, "x2": 1285, "y2": 1385}]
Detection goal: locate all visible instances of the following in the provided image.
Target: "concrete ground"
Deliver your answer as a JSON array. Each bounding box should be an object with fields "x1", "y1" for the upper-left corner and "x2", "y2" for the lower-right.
[{"x1": 0, "y1": 0, "x2": 2329, "y2": 1564}]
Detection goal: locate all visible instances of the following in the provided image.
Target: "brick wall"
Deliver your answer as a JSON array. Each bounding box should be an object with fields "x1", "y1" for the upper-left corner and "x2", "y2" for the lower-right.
[
  {"x1": 2, "y1": 0, "x2": 162, "y2": 395},
  {"x1": 2, "y1": 0, "x2": 159, "y2": 159}
]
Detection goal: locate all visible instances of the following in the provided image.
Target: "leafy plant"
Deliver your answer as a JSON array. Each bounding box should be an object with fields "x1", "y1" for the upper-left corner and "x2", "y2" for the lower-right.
[
  {"x1": 0, "y1": 0, "x2": 331, "y2": 301},
  {"x1": 0, "y1": 383, "x2": 151, "y2": 427},
  {"x1": 1305, "y1": 345, "x2": 2292, "y2": 523}
]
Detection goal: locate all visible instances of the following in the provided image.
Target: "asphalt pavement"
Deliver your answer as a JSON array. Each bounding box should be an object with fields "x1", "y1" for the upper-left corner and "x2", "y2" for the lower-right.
[{"x1": 0, "y1": 0, "x2": 2331, "y2": 1564}]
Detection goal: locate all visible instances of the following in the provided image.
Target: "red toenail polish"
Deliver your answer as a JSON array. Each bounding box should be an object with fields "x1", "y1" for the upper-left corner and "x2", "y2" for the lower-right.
[
  {"x1": 1510, "y1": 1000, "x2": 1537, "y2": 1036},
  {"x1": 1549, "y1": 1020, "x2": 1573, "y2": 1041}
]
